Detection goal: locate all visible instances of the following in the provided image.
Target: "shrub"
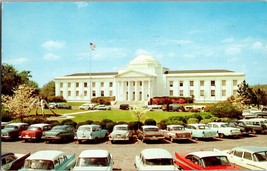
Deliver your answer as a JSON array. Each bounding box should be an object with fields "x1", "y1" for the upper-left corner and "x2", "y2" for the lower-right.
[
  {"x1": 157, "y1": 120, "x2": 167, "y2": 129},
  {"x1": 61, "y1": 119, "x2": 77, "y2": 127},
  {"x1": 144, "y1": 119, "x2": 157, "y2": 125},
  {"x1": 200, "y1": 119, "x2": 212, "y2": 124},
  {"x1": 209, "y1": 101, "x2": 242, "y2": 119},
  {"x1": 24, "y1": 116, "x2": 48, "y2": 125},
  {"x1": 106, "y1": 122, "x2": 115, "y2": 132},
  {"x1": 129, "y1": 121, "x2": 143, "y2": 130},
  {"x1": 187, "y1": 118, "x2": 199, "y2": 124},
  {"x1": 1, "y1": 109, "x2": 13, "y2": 122},
  {"x1": 47, "y1": 96, "x2": 66, "y2": 102},
  {"x1": 100, "y1": 119, "x2": 113, "y2": 129}
]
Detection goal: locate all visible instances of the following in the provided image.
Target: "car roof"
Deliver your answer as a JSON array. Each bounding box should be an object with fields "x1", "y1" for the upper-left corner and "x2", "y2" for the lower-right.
[
  {"x1": 141, "y1": 148, "x2": 172, "y2": 159},
  {"x1": 188, "y1": 123, "x2": 206, "y2": 126},
  {"x1": 167, "y1": 124, "x2": 184, "y2": 127},
  {"x1": 26, "y1": 150, "x2": 64, "y2": 160},
  {"x1": 78, "y1": 124, "x2": 100, "y2": 128},
  {"x1": 79, "y1": 150, "x2": 109, "y2": 158},
  {"x1": 29, "y1": 123, "x2": 49, "y2": 127},
  {"x1": 232, "y1": 146, "x2": 267, "y2": 153},
  {"x1": 7, "y1": 123, "x2": 29, "y2": 126},
  {"x1": 189, "y1": 151, "x2": 226, "y2": 158},
  {"x1": 142, "y1": 125, "x2": 158, "y2": 128},
  {"x1": 114, "y1": 124, "x2": 128, "y2": 127}
]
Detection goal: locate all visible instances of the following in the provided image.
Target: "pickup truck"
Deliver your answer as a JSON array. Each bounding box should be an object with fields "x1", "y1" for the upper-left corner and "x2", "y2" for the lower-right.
[
  {"x1": 20, "y1": 150, "x2": 75, "y2": 170},
  {"x1": 75, "y1": 124, "x2": 108, "y2": 143}
]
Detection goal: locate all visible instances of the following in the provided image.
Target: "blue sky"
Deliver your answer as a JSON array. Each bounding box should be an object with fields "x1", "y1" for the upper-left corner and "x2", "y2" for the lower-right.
[{"x1": 2, "y1": 1, "x2": 267, "y2": 87}]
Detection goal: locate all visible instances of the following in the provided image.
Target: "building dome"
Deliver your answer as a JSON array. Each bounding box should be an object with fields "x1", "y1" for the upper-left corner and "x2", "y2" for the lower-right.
[{"x1": 129, "y1": 54, "x2": 158, "y2": 65}]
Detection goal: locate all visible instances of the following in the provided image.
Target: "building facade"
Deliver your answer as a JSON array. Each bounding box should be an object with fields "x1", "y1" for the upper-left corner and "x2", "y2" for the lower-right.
[{"x1": 54, "y1": 54, "x2": 245, "y2": 103}]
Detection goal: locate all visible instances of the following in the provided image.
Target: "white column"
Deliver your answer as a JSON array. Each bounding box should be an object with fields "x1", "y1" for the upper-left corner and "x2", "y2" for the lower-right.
[
  {"x1": 142, "y1": 80, "x2": 145, "y2": 101},
  {"x1": 148, "y1": 79, "x2": 151, "y2": 101},
  {"x1": 128, "y1": 81, "x2": 131, "y2": 101},
  {"x1": 135, "y1": 81, "x2": 138, "y2": 101}
]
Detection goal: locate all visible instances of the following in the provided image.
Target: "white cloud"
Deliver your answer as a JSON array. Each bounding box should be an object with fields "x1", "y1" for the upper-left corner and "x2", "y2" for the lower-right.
[
  {"x1": 43, "y1": 53, "x2": 60, "y2": 60},
  {"x1": 41, "y1": 40, "x2": 66, "y2": 49},
  {"x1": 75, "y1": 2, "x2": 88, "y2": 9},
  {"x1": 222, "y1": 37, "x2": 234, "y2": 43},
  {"x1": 252, "y1": 41, "x2": 263, "y2": 49},
  {"x1": 4, "y1": 57, "x2": 28, "y2": 65},
  {"x1": 224, "y1": 47, "x2": 241, "y2": 56}
]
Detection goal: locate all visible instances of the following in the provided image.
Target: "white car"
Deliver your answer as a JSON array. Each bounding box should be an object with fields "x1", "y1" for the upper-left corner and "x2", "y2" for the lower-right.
[
  {"x1": 134, "y1": 148, "x2": 178, "y2": 171},
  {"x1": 214, "y1": 146, "x2": 267, "y2": 170},
  {"x1": 109, "y1": 124, "x2": 133, "y2": 143},
  {"x1": 207, "y1": 122, "x2": 241, "y2": 138},
  {"x1": 164, "y1": 125, "x2": 192, "y2": 142},
  {"x1": 79, "y1": 103, "x2": 95, "y2": 110},
  {"x1": 73, "y1": 150, "x2": 113, "y2": 171}
]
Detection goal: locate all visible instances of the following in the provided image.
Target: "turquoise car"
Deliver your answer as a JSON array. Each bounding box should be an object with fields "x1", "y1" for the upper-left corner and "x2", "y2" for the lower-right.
[
  {"x1": 20, "y1": 150, "x2": 75, "y2": 170},
  {"x1": 186, "y1": 124, "x2": 219, "y2": 140},
  {"x1": 42, "y1": 125, "x2": 75, "y2": 143},
  {"x1": 75, "y1": 124, "x2": 108, "y2": 143}
]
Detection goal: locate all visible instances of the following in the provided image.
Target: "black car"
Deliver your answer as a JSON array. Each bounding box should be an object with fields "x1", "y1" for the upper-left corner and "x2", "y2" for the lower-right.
[
  {"x1": 56, "y1": 104, "x2": 72, "y2": 109},
  {"x1": 120, "y1": 104, "x2": 130, "y2": 110},
  {"x1": 228, "y1": 120, "x2": 255, "y2": 136}
]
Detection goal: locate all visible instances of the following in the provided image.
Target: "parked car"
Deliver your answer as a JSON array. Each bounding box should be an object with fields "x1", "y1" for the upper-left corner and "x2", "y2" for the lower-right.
[
  {"x1": 239, "y1": 119, "x2": 267, "y2": 134},
  {"x1": 79, "y1": 103, "x2": 95, "y2": 110},
  {"x1": 56, "y1": 103, "x2": 72, "y2": 109},
  {"x1": 214, "y1": 146, "x2": 267, "y2": 170},
  {"x1": 20, "y1": 150, "x2": 75, "y2": 170},
  {"x1": 75, "y1": 124, "x2": 108, "y2": 143},
  {"x1": 1, "y1": 152, "x2": 30, "y2": 171},
  {"x1": 1, "y1": 123, "x2": 29, "y2": 140},
  {"x1": 109, "y1": 124, "x2": 133, "y2": 143},
  {"x1": 1, "y1": 122, "x2": 9, "y2": 129},
  {"x1": 20, "y1": 123, "x2": 52, "y2": 142},
  {"x1": 163, "y1": 125, "x2": 192, "y2": 142},
  {"x1": 227, "y1": 120, "x2": 255, "y2": 136},
  {"x1": 94, "y1": 105, "x2": 111, "y2": 110},
  {"x1": 42, "y1": 125, "x2": 75, "y2": 143},
  {"x1": 137, "y1": 125, "x2": 165, "y2": 142},
  {"x1": 146, "y1": 104, "x2": 162, "y2": 109},
  {"x1": 119, "y1": 104, "x2": 130, "y2": 110},
  {"x1": 174, "y1": 151, "x2": 240, "y2": 170},
  {"x1": 207, "y1": 122, "x2": 241, "y2": 138},
  {"x1": 48, "y1": 102, "x2": 58, "y2": 109},
  {"x1": 162, "y1": 104, "x2": 183, "y2": 112},
  {"x1": 73, "y1": 150, "x2": 113, "y2": 171},
  {"x1": 185, "y1": 124, "x2": 219, "y2": 140},
  {"x1": 134, "y1": 148, "x2": 178, "y2": 171}
]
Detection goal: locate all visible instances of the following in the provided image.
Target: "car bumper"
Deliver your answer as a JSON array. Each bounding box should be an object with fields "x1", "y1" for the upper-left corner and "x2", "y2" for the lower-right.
[
  {"x1": 109, "y1": 137, "x2": 130, "y2": 141},
  {"x1": 143, "y1": 136, "x2": 165, "y2": 141}
]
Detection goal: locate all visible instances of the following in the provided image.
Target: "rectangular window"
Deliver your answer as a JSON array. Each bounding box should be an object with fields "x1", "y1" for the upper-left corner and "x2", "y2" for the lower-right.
[
  {"x1": 68, "y1": 83, "x2": 71, "y2": 88},
  {"x1": 211, "y1": 90, "x2": 215, "y2": 97},
  {"x1": 76, "y1": 82, "x2": 79, "y2": 88},
  {"x1": 222, "y1": 80, "x2": 226, "y2": 86},
  {"x1": 233, "y1": 80, "x2": 238, "y2": 86},
  {"x1": 222, "y1": 90, "x2": 226, "y2": 96},
  {"x1": 126, "y1": 81, "x2": 129, "y2": 86},
  {"x1": 101, "y1": 91, "x2": 104, "y2": 96},
  {"x1": 92, "y1": 82, "x2": 95, "y2": 87},
  {"x1": 60, "y1": 83, "x2": 63, "y2": 88},
  {"x1": 169, "y1": 90, "x2": 173, "y2": 96},
  {"x1": 190, "y1": 81, "x2": 194, "y2": 86},
  {"x1": 84, "y1": 91, "x2": 87, "y2": 96},
  {"x1": 140, "y1": 81, "x2": 142, "y2": 86},
  {"x1": 211, "y1": 80, "x2": 216, "y2": 86},
  {"x1": 92, "y1": 90, "x2": 96, "y2": 97},
  {"x1": 109, "y1": 91, "x2": 113, "y2": 96},
  {"x1": 84, "y1": 82, "x2": 88, "y2": 88},
  {"x1": 179, "y1": 90, "x2": 183, "y2": 96},
  {"x1": 169, "y1": 81, "x2": 173, "y2": 87},
  {"x1": 68, "y1": 91, "x2": 71, "y2": 96},
  {"x1": 200, "y1": 80, "x2": 204, "y2": 86},
  {"x1": 133, "y1": 82, "x2": 135, "y2": 86},
  {"x1": 179, "y1": 81, "x2": 183, "y2": 87},
  {"x1": 60, "y1": 91, "x2": 63, "y2": 96},
  {"x1": 200, "y1": 90, "x2": 204, "y2": 97},
  {"x1": 190, "y1": 90, "x2": 194, "y2": 96},
  {"x1": 76, "y1": 91, "x2": 79, "y2": 96},
  {"x1": 101, "y1": 82, "x2": 104, "y2": 87},
  {"x1": 109, "y1": 82, "x2": 113, "y2": 87}
]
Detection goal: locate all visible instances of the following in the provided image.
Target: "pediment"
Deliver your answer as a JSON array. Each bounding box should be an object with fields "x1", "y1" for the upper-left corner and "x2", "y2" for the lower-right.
[{"x1": 115, "y1": 70, "x2": 156, "y2": 78}]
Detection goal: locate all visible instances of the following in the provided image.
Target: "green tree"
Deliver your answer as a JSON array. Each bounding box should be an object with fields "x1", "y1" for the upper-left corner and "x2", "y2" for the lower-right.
[
  {"x1": 237, "y1": 80, "x2": 254, "y2": 105},
  {"x1": 209, "y1": 101, "x2": 242, "y2": 119},
  {"x1": 40, "y1": 81, "x2": 55, "y2": 100}
]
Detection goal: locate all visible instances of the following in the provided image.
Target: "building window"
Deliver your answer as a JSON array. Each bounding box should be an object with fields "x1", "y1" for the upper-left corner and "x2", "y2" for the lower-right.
[
  {"x1": 109, "y1": 91, "x2": 113, "y2": 96},
  {"x1": 133, "y1": 82, "x2": 135, "y2": 86},
  {"x1": 68, "y1": 83, "x2": 71, "y2": 88},
  {"x1": 60, "y1": 91, "x2": 63, "y2": 96},
  {"x1": 169, "y1": 81, "x2": 173, "y2": 87},
  {"x1": 101, "y1": 82, "x2": 104, "y2": 87},
  {"x1": 76, "y1": 82, "x2": 79, "y2": 88},
  {"x1": 200, "y1": 80, "x2": 204, "y2": 86},
  {"x1": 60, "y1": 83, "x2": 63, "y2": 88},
  {"x1": 179, "y1": 81, "x2": 183, "y2": 87},
  {"x1": 233, "y1": 80, "x2": 237, "y2": 86},
  {"x1": 170, "y1": 90, "x2": 173, "y2": 96},
  {"x1": 200, "y1": 90, "x2": 204, "y2": 97},
  {"x1": 76, "y1": 91, "x2": 79, "y2": 96},
  {"x1": 140, "y1": 81, "x2": 142, "y2": 86},
  {"x1": 92, "y1": 90, "x2": 96, "y2": 97},
  {"x1": 222, "y1": 80, "x2": 226, "y2": 86},
  {"x1": 211, "y1": 80, "x2": 216, "y2": 86},
  {"x1": 211, "y1": 90, "x2": 215, "y2": 97},
  {"x1": 109, "y1": 82, "x2": 113, "y2": 87},
  {"x1": 84, "y1": 82, "x2": 88, "y2": 88},
  {"x1": 179, "y1": 90, "x2": 183, "y2": 96},
  {"x1": 101, "y1": 91, "x2": 104, "y2": 96},
  {"x1": 190, "y1": 81, "x2": 194, "y2": 86},
  {"x1": 68, "y1": 91, "x2": 71, "y2": 96},
  {"x1": 84, "y1": 91, "x2": 87, "y2": 96},
  {"x1": 126, "y1": 81, "x2": 129, "y2": 86},
  {"x1": 222, "y1": 90, "x2": 226, "y2": 96},
  {"x1": 190, "y1": 90, "x2": 194, "y2": 96},
  {"x1": 92, "y1": 82, "x2": 95, "y2": 87}
]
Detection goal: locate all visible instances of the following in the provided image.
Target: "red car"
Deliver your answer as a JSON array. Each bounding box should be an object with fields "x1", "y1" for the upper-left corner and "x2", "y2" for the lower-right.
[
  {"x1": 174, "y1": 151, "x2": 240, "y2": 170},
  {"x1": 20, "y1": 123, "x2": 51, "y2": 142}
]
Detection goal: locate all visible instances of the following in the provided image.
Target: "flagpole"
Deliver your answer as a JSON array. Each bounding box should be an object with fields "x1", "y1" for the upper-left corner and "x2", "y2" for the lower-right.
[{"x1": 89, "y1": 44, "x2": 92, "y2": 103}]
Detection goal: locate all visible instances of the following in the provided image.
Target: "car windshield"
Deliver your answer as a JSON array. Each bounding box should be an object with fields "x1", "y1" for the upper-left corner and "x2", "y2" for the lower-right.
[
  {"x1": 145, "y1": 158, "x2": 173, "y2": 165},
  {"x1": 237, "y1": 122, "x2": 246, "y2": 127},
  {"x1": 197, "y1": 125, "x2": 208, "y2": 130},
  {"x1": 115, "y1": 127, "x2": 127, "y2": 131},
  {"x1": 5, "y1": 125, "x2": 18, "y2": 129},
  {"x1": 172, "y1": 127, "x2": 184, "y2": 131},
  {"x1": 76, "y1": 157, "x2": 109, "y2": 167},
  {"x1": 144, "y1": 128, "x2": 159, "y2": 132},
  {"x1": 220, "y1": 124, "x2": 229, "y2": 128},
  {"x1": 78, "y1": 127, "x2": 91, "y2": 131},
  {"x1": 52, "y1": 126, "x2": 66, "y2": 130},
  {"x1": 28, "y1": 126, "x2": 42, "y2": 131},
  {"x1": 253, "y1": 151, "x2": 267, "y2": 162},
  {"x1": 202, "y1": 156, "x2": 230, "y2": 167},
  {"x1": 24, "y1": 159, "x2": 54, "y2": 170}
]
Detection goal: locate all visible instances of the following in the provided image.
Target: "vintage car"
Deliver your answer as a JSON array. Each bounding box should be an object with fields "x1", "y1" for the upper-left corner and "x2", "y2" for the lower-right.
[
  {"x1": 20, "y1": 123, "x2": 52, "y2": 142},
  {"x1": 207, "y1": 122, "x2": 241, "y2": 138},
  {"x1": 56, "y1": 103, "x2": 72, "y2": 109},
  {"x1": 94, "y1": 105, "x2": 111, "y2": 110},
  {"x1": 109, "y1": 124, "x2": 133, "y2": 143},
  {"x1": 75, "y1": 124, "x2": 108, "y2": 143},
  {"x1": 174, "y1": 151, "x2": 240, "y2": 170},
  {"x1": 134, "y1": 148, "x2": 178, "y2": 171},
  {"x1": 185, "y1": 124, "x2": 219, "y2": 140},
  {"x1": 137, "y1": 125, "x2": 165, "y2": 142},
  {"x1": 73, "y1": 150, "x2": 113, "y2": 171},
  {"x1": 20, "y1": 150, "x2": 75, "y2": 170},
  {"x1": 79, "y1": 103, "x2": 96, "y2": 110},
  {"x1": 42, "y1": 125, "x2": 75, "y2": 143},
  {"x1": 214, "y1": 146, "x2": 267, "y2": 170},
  {"x1": 1, "y1": 152, "x2": 30, "y2": 171},
  {"x1": 163, "y1": 125, "x2": 192, "y2": 142},
  {"x1": 227, "y1": 120, "x2": 255, "y2": 136},
  {"x1": 1, "y1": 123, "x2": 29, "y2": 140},
  {"x1": 239, "y1": 119, "x2": 267, "y2": 134}
]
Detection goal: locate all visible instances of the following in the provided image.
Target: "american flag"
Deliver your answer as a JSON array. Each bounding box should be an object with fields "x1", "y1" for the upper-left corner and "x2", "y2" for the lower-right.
[{"x1": 90, "y1": 42, "x2": 96, "y2": 50}]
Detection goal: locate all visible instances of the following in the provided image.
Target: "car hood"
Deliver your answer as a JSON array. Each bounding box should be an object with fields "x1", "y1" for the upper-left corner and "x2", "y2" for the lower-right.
[
  {"x1": 1, "y1": 129, "x2": 16, "y2": 133},
  {"x1": 73, "y1": 166, "x2": 112, "y2": 171},
  {"x1": 44, "y1": 130, "x2": 65, "y2": 135},
  {"x1": 137, "y1": 165, "x2": 176, "y2": 170},
  {"x1": 22, "y1": 130, "x2": 41, "y2": 134}
]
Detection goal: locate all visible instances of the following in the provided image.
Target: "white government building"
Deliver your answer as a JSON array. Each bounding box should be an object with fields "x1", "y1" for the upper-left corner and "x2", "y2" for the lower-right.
[{"x1": 55, "y1": 54, "x2": 245, "y2": 103}]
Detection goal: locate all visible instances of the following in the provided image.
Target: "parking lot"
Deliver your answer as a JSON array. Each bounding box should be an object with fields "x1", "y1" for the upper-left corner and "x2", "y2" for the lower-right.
[{"x1": 2, "y1": 134, "x2": 267, "y2": 170}]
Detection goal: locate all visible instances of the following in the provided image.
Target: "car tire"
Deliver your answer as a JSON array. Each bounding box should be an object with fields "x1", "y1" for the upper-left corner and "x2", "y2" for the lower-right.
[{"x1": 219, "y1": 133, "x2": 225, "y2": 138}]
